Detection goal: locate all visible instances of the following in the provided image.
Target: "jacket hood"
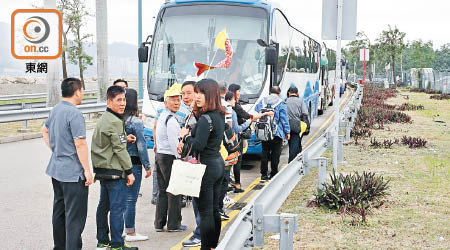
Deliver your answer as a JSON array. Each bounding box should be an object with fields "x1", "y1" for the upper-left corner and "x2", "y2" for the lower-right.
[{"x1": 264, "y1": 94, "x2": 281, "y2": 106}]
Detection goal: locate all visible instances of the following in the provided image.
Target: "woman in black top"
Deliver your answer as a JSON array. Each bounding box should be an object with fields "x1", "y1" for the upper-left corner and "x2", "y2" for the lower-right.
[
  {"x1": 228, "y1": 83, "x2": 251, "y2": 125},
  {"x1": 178, "y1": 79, "x2": 225, "y2": 250},
  {"x1": 228, "y1": 83, "x2": 250, "y2": 192}
]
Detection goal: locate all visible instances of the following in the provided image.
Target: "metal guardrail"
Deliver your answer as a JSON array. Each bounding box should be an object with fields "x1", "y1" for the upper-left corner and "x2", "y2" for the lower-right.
[
  {"x1": 216, "y1": 84, "x2": 363, "y2": 250},
  {"x1": 0, "y1": 90, "x2": 97, "y2": 102},
  {"x1": 0, "y1": 98, "x2": 98, "y2": 111},
  {"x1": 0, "y1": 100, "x2": 143, "y2": 129}
]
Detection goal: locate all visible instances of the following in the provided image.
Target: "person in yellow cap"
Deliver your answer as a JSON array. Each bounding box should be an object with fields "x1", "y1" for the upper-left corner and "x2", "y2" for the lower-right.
[
  {"x1": 154, "y1": 84, "x2": 188, "y2": 232},
  {"x1": 151, "y1": 82, "x2": 196, "y2": 205},
  {"x1": 286, "y1": 86, "x2": 310, "y2": 163}
]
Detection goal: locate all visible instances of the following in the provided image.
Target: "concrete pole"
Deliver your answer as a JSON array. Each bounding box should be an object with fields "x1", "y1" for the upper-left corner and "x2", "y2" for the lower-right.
[
  {"x1": 96, "y1": 0, "x2": 108, "y2": 102},
  {"x1": 44, "y1": 0, "x2": 60, "y2": 107},
  {"x1": 332, "y1": 0, "x2": 343, "y2": 172}
]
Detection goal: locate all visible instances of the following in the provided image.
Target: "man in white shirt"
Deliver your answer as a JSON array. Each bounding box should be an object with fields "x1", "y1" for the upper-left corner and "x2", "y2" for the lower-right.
[{"x1": 154, "y1": 86, "x2": 186, "y2": 232}]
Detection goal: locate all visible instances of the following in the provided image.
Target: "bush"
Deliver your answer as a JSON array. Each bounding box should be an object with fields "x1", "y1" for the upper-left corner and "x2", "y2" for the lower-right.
[
  {"x1": 410, "y1": 88, "x2": 441, "y2": 94},
  {"x1": 430, "y1": 94, "x2": 450, "y2": 100},
  {"x1": 401, "y1": 135, "x2": 427, "y2": 148},
  {"x1": 310, "y1": 171, "x2": 390, "y2": 223}
]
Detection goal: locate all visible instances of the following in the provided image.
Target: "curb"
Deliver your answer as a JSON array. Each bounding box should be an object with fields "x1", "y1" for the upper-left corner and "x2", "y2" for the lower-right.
[
  {"x1": 0, "y1": 133, "x2": 43, "y2": 144},
  {"x1": 0, "y1": 124, "x2": 97, "y2": 144}
]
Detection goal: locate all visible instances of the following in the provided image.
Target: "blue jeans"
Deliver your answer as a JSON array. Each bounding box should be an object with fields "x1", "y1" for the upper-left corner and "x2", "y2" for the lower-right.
[
  {"x1": 192, "y1": 199, "x2": 201, "y2": 240},
  {"x1": 124, "y1": 165, "x2": 143, "y2": 233},
  {"x1": 152, "y1": 164, "x2": 159, "y2": 202},
  {"x1": 96, "y1": 178, "x2": 127, "y2": 248},
  {"x1": 288, "y1": 132, "x2": 303, "y2": 163}
]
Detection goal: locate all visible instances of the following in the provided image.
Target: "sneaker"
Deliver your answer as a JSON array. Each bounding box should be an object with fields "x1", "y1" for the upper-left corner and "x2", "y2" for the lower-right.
[
  {"x1": 234, "y1": 187, "x2": 244, "y2": 193},
  {"x1": 155, "y1": 227, "x2": 163, "y2": 232},
  {"x1": 261, "y1": 175, "x2": 269, "y2": 181},
  {"x1": 168, "y1": 225, "x2": 187, "y2": 232},
  {"x1": 219, "y1": 210, "x2": 230, "y2": 221},
  {"x1": 111, "y1": 244, "x2": 138, "y2": 250},
  {"x1": 124, "y1": 233, "x2": 149, "y2": 242},
  {"x1": 182, "y1": 236, "x2": 201, "y2": 247},
  {"x1": 96, "y1": 242, "x2": 110, "y2": 250},
  {"x1": 223, "y1": 195, "x2": 234, "y2": 205}
]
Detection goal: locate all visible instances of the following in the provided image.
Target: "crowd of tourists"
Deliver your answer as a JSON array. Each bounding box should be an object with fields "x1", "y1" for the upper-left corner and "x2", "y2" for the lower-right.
[{"x1": 42, "y1": 77, "x2": 310, "y2": 250}]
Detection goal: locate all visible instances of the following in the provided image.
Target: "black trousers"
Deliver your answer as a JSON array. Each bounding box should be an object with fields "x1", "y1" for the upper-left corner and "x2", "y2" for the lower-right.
[
  {"x1": 195, "y1": 156, "x2": 224, "y2": 250},
  {"x1": 51, "y1": 178, "x2": 88, "y2": 250},
  {"x1": 232, "y1": 141, "x2": 244, "y2": 184},
  {"x1": 154, "y1": 153, "x2": 182, "y2": 230},
  {"x1": 261, "y1": 136, "x2": 283, "y2": 177}
]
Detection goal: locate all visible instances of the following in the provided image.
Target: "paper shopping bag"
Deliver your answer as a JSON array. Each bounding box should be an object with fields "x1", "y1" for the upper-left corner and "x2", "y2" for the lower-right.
[{"x1": 166, "y1": 159, "x2": 206, "y2": 198}]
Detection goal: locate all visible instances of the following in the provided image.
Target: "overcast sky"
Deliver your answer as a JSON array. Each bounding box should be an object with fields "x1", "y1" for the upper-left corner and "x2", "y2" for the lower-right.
[{"x1": 1, "y1": 0, "x2": 449, "y2": 49}]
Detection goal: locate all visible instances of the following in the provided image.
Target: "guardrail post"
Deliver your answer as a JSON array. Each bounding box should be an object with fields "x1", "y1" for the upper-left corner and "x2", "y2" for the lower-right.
[
  {"x1": 338, "y1": 135, "x2": 344, "y2": 163},
  {"x1": 253, "y1": 203, "x2": 264, "y2": 246},
  {"x1": 279, "y1": 213, "x2": 298, "y2": 250},
  {"x1": 345, "y1": 121, "x2": 352, "y2": 142},
  {"x1": 317, "y1": 158, "x2": 327, "y2": 191}
]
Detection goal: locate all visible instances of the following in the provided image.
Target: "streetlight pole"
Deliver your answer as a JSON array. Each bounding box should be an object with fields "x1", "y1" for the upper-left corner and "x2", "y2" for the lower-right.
[{"x1": 138, "y1": 0, "x2": 143, "y2": 99}]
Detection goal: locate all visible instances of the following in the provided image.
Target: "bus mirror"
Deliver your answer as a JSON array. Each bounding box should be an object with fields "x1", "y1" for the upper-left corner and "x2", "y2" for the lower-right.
[
  {"x1": 257, "y1": 39, "x2": 268, "y2": 47},
  {"x1": 265, "y1": 46, "x2": 277, "y2": 65},
  {"x1": 138, "y1": 45, "x2": 149, "y2": 62}
]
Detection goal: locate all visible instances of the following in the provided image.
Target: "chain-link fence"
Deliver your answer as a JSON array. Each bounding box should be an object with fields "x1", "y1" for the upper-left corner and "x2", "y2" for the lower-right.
[
  {"x1": 403, "y1": 69, "x2": 450, "y2": 94},
  {"x1": 434, "y1": 71, "x2": 450, "y2": 94}
]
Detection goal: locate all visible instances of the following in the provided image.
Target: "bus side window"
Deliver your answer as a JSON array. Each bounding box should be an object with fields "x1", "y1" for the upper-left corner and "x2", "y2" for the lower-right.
[{"x1": 273, "y1": 9, "x2": 291, "y2": 84}]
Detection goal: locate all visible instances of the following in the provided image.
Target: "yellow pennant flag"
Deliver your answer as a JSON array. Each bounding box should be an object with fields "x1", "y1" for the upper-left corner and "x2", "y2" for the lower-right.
[{"x1": 215, "y1": 28, "x2": 227, "y2": 51}]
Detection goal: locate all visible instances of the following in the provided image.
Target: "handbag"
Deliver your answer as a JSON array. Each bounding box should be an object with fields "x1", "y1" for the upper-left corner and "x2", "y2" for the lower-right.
[
  {"x1": 166, "y1": 146, "x2": 206, "y2": 198},
  {"x1": 240, "y1": 122, "x2": 253, "y2": 140}
]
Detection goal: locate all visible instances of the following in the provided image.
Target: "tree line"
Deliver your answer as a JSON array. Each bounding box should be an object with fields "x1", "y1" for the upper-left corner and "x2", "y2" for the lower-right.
[{"x1": 343, "y1": 25, "x2": 450, "y2": 81}]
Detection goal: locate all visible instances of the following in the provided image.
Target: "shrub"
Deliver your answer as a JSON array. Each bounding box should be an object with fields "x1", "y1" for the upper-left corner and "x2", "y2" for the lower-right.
[
  {"x1": 397, "y1": 103, "x2": 425, "y2": 111},
  {"x1": 410, "y1": 88, "x2": 441, "y2": 94},
  {"x1": 430, "y1": 94, "x2": 450, "y2": 100},
  {"x1": 311, "y1": 171, "x2": 390, "y2": 223},
  {"x1": 401, "y1": 135, "x2": 427, "y2": 148},
  {"x1": 370, "y1": 138, "x2": 382, "y2": 148}
]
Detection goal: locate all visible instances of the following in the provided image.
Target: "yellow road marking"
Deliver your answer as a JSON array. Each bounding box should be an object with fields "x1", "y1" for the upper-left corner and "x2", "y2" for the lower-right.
[
  {"x1": 304, "y1": 90, "x2": 353, "y2": 146},
  {"x1": 171, "y1": 89, "x2": 354, "y2": 249}
]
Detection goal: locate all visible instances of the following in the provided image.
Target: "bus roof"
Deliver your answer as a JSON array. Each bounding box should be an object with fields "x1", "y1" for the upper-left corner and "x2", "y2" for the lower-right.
[{"x1": 163, "y1": 0, "x2": 270, "y2": 9}]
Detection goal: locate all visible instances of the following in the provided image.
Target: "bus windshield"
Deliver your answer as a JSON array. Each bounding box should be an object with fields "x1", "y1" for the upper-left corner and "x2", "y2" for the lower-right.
[{"x1": 147, "y1": 4, "x2": 268, "y2": 100}]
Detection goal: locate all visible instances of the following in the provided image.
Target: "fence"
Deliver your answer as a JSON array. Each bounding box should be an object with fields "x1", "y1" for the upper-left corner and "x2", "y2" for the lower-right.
[
  {"x1": 0, "y1": 100, "x2": 143, "y2": 130},
  {"x1": 433, "y1": 71, "x2": 450, "y2": 94},
  {"x1": 0, "y1": 90, "x2": 98, "y2": 111},
  {"x1": 216, "y1": 84, "x2": 363, "y2": 250}
]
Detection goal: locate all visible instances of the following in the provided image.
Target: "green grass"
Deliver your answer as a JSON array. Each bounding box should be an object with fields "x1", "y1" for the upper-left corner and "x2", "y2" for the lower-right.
[{"x1": 264, "y1": 89, "x2": 450, "y2": 250}]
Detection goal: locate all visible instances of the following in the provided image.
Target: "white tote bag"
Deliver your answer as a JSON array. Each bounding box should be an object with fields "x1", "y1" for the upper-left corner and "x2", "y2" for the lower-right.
[{"x1": 166, "y1": 159, "x2": 206, "y2": 198}]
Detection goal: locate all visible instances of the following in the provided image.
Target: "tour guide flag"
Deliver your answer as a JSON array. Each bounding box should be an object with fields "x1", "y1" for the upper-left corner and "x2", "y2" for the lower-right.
[{"x1": 194, "y1": 28, "x2": 233, "y2": 76}]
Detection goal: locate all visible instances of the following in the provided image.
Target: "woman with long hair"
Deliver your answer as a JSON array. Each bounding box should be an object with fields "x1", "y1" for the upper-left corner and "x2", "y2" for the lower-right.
[
  {"x1": 123, "y1": 88, "x2": 152, "y2": 242},
  {"x1": 178, "y1": 79, "x2": 225, "y2": 250}
]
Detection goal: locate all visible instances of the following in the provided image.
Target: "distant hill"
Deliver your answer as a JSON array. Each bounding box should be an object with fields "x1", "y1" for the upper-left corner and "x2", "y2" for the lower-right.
[{"x1": 0, "y1": 21, "x2": 144, "y2": 78}]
